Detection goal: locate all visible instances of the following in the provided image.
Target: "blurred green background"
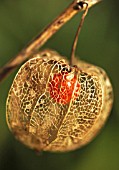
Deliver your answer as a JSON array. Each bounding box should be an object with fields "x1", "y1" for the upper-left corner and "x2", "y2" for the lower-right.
[{"x1": 0, "y1": 0, "x2": 119, "y2": 170}]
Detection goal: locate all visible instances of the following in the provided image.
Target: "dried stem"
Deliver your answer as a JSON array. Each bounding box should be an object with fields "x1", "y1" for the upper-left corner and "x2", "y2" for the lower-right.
[
  {"x1": 0, "y1": 0, "x2": 100, "y2": 83},
  {"x1": 70, "y1": 3, "x2": 89, "y2": 65}
]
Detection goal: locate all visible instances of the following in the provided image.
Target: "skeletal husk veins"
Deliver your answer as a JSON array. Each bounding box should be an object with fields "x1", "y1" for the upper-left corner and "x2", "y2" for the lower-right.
[{"x1": 6, "y1": 49, "x2": 113, "y2": 152}]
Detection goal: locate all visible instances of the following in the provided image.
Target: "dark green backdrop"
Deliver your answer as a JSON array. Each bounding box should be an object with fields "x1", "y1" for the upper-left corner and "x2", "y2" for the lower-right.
[{"x1": 0, "y1": 0, "x2": 119, "y2": 170}]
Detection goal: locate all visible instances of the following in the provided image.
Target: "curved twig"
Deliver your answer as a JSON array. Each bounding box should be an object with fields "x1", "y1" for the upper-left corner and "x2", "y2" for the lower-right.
[{"x1": 0, "y1": 0, "x2": 100, "y2": 82}]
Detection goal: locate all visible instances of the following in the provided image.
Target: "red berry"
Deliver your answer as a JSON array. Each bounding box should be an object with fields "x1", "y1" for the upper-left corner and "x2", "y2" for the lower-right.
[{"x1": 49, "y1": 72, "x2": 80, "y2": 104}]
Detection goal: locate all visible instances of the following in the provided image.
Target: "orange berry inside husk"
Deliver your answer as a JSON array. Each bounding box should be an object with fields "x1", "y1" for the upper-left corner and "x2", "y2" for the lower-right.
[{"x1": 49, "y1": 72, "x2": 80, "y2": 104}]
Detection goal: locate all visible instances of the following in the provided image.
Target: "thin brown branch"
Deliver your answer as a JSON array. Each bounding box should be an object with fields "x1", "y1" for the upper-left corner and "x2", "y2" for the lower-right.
[
  {"x1": 70, "y1": 3, "x2": 89, "y2": 65},
  {"x1": 0, "y1": 0, "x2": 100, "y2": 83}
]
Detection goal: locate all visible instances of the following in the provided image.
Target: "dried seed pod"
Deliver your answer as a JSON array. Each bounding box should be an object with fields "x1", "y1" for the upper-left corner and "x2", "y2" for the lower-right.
[{"x1": 6, "y1": 49, "x2": 113, "y2": 152}]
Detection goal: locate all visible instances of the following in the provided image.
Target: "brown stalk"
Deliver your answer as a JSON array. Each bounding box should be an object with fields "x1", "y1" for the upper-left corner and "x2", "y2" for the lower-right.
[{"x1": 0, "y1": 0, "x2": 100, "y2": 82}]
